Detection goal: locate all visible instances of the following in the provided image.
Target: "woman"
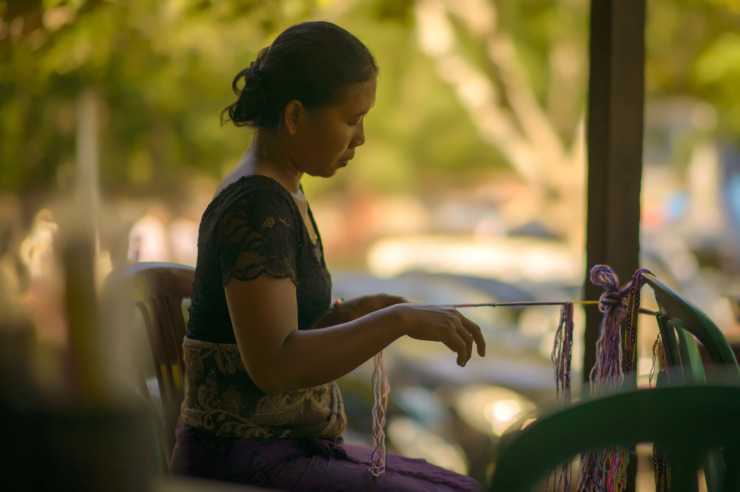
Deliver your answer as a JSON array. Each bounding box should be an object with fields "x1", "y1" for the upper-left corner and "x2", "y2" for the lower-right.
[{"x1": 169, "y1": 21, "x2": 486, "y2": 491}]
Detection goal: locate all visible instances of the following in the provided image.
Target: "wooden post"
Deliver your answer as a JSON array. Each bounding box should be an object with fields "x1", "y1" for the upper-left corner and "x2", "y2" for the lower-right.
[{"x1": 584, "y1": 0, "x2": 645, "y2": 489}]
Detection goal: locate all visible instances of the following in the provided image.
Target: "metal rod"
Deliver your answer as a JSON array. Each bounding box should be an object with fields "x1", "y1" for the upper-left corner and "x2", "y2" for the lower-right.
[
  {"x1": 452, "y1": 301, "x2": 659, "y2": 316},
  {"x1": 452, "y1": 301, "x2": 600, "y2": 308}
]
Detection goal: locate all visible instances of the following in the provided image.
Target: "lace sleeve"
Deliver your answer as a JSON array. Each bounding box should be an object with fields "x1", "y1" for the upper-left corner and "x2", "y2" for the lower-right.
[{"x1": 215, "y1": 189, "x2": 300, "y2": 286}]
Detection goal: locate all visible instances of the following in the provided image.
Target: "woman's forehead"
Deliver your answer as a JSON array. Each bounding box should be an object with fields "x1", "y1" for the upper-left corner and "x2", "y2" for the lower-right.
[{"x1": 338, "y1": 79, "x2": 377, "y2": 111}]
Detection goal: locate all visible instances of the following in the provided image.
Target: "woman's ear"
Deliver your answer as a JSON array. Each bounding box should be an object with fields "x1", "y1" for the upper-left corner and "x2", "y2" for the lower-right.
[{"x1": 283, "y1": 100, "x2": 304, "y2": 136}]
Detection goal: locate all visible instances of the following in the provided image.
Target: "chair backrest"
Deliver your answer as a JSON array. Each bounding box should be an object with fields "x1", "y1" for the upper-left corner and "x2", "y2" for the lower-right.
[
  {"x1": 104, "y1": 261, "x2": 194, "y2": 469},
  {"x1": 641, "y1": 272, "x2": 740, "y2": 380},
  {"x1": 488, "y1": 384, "x2": 740, "y2": 491},
  {"x1": 639, "y1": 273, "x2": 740, "y2": 490}
]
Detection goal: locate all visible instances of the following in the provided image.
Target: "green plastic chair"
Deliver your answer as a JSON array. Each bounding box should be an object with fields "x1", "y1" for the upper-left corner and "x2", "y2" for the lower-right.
[
  {"x1": 640, "y1": 272, "x2": 740, "y2": 490},
  {"x1": 488, "y1": 384, "x2": 740, "y2": 491},
  {"x1": 489, "y1": 272, "x2": 740, "y2": 491}
]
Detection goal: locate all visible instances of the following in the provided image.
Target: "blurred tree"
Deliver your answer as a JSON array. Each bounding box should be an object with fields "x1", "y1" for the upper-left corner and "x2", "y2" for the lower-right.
[
  {"x1": 403, "y1": 0, "x2": 739, "y2": 246},
  {"x1": 647, "y1": 0, "x2": 740, "y2": 138},
  {"x1": 410, "y1": 0, "x2": 588, "y2": 247},
  {"x1": 0, "y1": 0, "x2": 317, "y2": 201},
  {"x1": 1, "y1": 0, "x2": 738, "y2": 237}
]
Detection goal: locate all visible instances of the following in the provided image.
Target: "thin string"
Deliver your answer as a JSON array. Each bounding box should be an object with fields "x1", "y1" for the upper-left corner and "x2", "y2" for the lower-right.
[
  {"x1": 546, "y1": 302, "x2": 574, "y2": 491},
  {"x1": 650, "y1": 335, "x2": 670, "y2": 491},
  {"x1": 551, "y1": 302, "x2": 575, "y2": 405},
  {"x1": 368, "y1": 350, "x2": 390, "y2": 479}
]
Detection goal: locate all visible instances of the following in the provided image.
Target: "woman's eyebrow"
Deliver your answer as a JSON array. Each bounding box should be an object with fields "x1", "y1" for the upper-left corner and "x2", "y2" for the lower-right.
[{"x1": 354, "y1": 104, "x2": 375, "y2": 117}]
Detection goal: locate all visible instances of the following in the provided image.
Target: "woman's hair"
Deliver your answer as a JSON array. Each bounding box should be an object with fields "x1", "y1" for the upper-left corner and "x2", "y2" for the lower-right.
[{"x1": 222, "y1": 21, "x2": 378, "y2": 129}]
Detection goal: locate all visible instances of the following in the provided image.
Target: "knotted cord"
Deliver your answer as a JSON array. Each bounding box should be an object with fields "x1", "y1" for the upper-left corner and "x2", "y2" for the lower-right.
[
  {"x1": 576, "y1": 264, "x2": 652, "y2": 492},
  {"x1": 578, "y1": 265, "x2": 629, "y2": 492}
]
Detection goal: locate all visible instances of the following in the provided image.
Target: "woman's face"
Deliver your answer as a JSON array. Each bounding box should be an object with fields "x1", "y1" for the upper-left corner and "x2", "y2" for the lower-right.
[{"x1": 287, "y1": 77, "x2": 377, "y2": 178}]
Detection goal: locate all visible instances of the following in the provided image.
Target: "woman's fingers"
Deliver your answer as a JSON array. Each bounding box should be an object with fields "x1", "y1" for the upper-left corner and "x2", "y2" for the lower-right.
[
  {"x1": 462, "y1": 316, "x2": 486, "y2": 357},
  {"x1": 393, "y1": 303, "x2": 486, "y2": 365},
  {"x1": 442, "y1": 311, "x2": 483, "y2": 366},
  {"x1": 441, "y1": 338, "x2": 464, "y2": 366},
  {"x1": 447, "y1": 310, "x2": 486, "y2": 366},
  {"x1": 442, "y1": 330, "x2": 469, "y2": 366},
  {"x1": 455, "y1": 323, "x2": 474, "y2": 365}
]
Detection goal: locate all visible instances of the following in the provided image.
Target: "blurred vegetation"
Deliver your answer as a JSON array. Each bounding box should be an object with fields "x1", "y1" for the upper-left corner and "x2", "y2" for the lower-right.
[
  {"x1": 1, "y1": 0, "x2": 739, "y2": 223},
  {"x1": 647, "y1": 0, "x2": 740, "y2": 136}
]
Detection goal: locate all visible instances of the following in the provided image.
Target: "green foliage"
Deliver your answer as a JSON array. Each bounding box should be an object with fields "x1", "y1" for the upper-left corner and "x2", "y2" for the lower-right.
[
  {"x1": 0, "y1": 0, "x2": 316, "y2": 196},
  {"x1": 1, "y1": 0, "x2": 738, "y2": 201},
  {"x1": 647, "y1": 0, "x2": 740, "y2": 137}
]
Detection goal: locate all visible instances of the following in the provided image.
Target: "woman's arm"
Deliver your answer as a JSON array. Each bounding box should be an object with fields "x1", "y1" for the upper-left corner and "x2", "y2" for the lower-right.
[{"x1": 225, "y1": 275, "x2": 485, "y2": 395}]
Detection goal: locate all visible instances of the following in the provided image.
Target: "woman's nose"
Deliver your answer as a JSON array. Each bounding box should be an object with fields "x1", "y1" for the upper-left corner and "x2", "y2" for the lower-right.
[{"x1": 351, "y1": 120, "x2": 366, "y2": 148}]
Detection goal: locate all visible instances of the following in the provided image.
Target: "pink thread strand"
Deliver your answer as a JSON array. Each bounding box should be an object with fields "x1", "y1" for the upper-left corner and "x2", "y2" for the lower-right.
[{"x1": 369, "y1": 350, "x2": 390, "y2": 478}]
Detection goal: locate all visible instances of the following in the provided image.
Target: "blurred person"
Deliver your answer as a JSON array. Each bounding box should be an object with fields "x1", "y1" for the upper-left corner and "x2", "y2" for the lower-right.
[
  {"x1": 0, "y1": 195, "x2": 24, "y2": 298},
  {"x1": 169, "y1": 21, "x2": 485, "y2": 491},
  {"x1": 0, "y1": 196, "x2": 36, "y2": 400},
  {"x1": 127, "y1": 203, "x2": 171, "y2": 263},
  {"x1": 168, "y1": 205, "x2": 200, "y2": 267},
  {"x1": 19, "y1": 208, "x2": 67, "y2": 346}
]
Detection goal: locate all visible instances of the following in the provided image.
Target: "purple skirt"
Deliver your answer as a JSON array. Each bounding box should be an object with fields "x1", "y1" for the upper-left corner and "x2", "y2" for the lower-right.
[{"x1": 169, "y1": 420, "x2": 484, "y2": 491}]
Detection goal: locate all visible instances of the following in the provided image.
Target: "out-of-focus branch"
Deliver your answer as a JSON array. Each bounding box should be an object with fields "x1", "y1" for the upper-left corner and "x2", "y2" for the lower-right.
[
  {"x1": 414, "y1": 0, "x2": 586, "y2": 245},
  {"x1": 414, "y1": 0, "x2": 542, "y2": 189},
  {"x1": 414, "y1": 0, "x2": 588, "y2": 186}
]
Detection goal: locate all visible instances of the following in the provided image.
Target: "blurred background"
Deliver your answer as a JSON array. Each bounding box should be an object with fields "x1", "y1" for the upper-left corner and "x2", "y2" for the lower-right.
[{"x1": 1, "y1": 0, "x2": 740, "y2": 487}]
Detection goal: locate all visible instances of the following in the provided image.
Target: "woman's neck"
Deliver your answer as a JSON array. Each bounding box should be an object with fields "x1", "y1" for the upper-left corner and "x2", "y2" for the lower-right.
[
  {"x1": 216, "y1": 133, "x2": 303, "y2": 198},
  {"x1": 247, "y1": 133, "x2": 303, "y2": 193}
]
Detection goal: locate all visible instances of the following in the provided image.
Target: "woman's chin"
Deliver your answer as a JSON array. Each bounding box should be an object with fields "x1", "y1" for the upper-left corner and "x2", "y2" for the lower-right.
[{"x1": 327, "y1": 162, "x2": 348, "y2": 177}]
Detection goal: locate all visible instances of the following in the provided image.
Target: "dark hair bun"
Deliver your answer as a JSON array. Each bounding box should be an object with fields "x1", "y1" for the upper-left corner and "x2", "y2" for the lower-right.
[
  {"x1": 222, "y1": 22, "x2": 377, "y2": 129},
  {"x1": 226, "y1": 54, "x2": 271, "y2": 127}
]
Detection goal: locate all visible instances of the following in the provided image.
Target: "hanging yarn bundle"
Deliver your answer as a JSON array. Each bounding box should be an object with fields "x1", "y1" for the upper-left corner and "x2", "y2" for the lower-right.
[
  {"x1": 551, "y1": 302, "x2": 575, "y2": 405},
  {"x1": 368, "y1": 350, "x2": 390, "y2": 480},
  {"x1": 587, "y1": 265, "x2": 629, "y2": 390},
  {"x1": 546, "y1": 302, "x2": 575, "y2": 492},
  {"x1": 650, "y1": 334, "x2": 671, "y2": 487},
  {"x1": 650, "y1": 334, "x2": 670, "y2": 492},
  {"x1": 576, "y1": 265, "x2": 651, "y2": 492},
  {"x1": 578, "y1": 265, "x2": 628, "y2": 492},
  {"x1": 623, "y1": 268, "x2": 651, "y2": 374}
]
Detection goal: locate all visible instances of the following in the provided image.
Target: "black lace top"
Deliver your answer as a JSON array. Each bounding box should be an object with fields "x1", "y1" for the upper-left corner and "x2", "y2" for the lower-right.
[
  {"x1": 187, "y1": 175, "x2": 332, "y2": 343},
  {"x1": 179, "y1": 175, "x2": 345, "y2": 440}
]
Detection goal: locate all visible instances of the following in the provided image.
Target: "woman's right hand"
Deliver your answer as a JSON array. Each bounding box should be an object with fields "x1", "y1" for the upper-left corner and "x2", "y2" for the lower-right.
[
  {"x1": 313, "y1": 293, "x2": 408, "y2": 328},
  {"x1": 385, "y1": 303, "x2": 486, "y2": 367}
]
